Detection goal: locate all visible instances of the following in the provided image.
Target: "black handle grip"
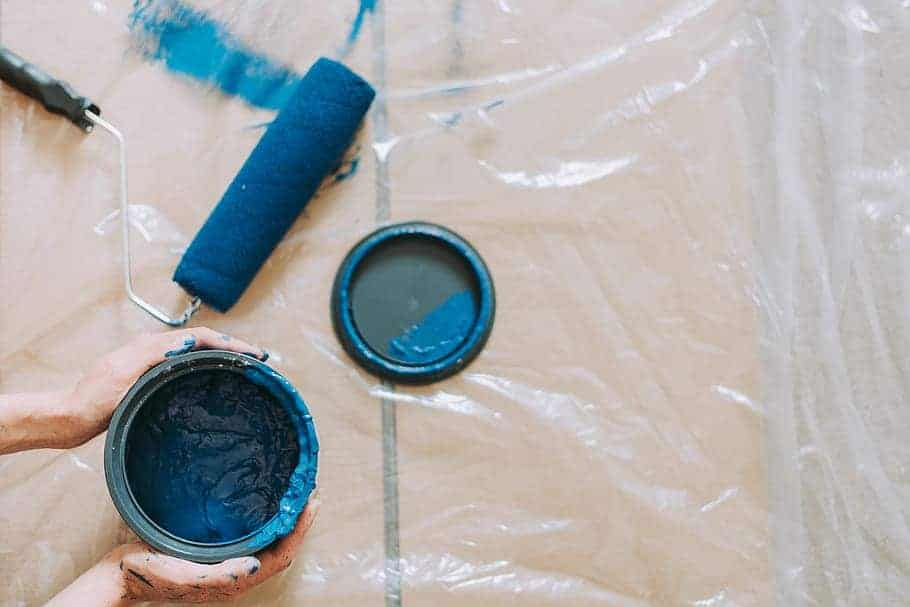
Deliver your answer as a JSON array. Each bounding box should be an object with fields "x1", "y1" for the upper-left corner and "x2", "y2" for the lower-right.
[{"x1": 0, "y1": 45, "x2": 99, "y2": 131}]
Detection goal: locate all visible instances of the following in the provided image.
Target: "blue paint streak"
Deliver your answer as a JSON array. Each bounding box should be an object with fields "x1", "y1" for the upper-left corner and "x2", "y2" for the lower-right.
[
  {"x1": 388, "y1": 290, "x2": 477, "y2": 364},
  {"x1": 130, "y1": 0, "x2": 301, "y2": 110},
  {"x1": 165, "y1": 335, "x2": 196, "y2": 357},
  {"x1": 339, "y1": 0, "x2": 376, "y2": 57}
]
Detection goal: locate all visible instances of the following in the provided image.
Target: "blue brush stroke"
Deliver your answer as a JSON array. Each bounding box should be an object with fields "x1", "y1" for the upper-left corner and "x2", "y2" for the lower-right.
[
  {"x1": 130, "y1": 0, "x2": 301, "y2": 110},
  {"x1": 388, "y1": 290, "x2": 477, "y2": 364},
  {"x1": 339, "y1": 0, "x2": 376, "y2": 58}
]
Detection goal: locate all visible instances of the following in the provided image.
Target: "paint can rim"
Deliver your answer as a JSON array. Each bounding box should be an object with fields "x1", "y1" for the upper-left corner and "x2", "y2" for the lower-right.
[
  {"x1": 331, "y1": 221, "x2": 496, "y2": 385},
  {"x1": 104, "y1": 350, "x2": 318, "y2": 563}
]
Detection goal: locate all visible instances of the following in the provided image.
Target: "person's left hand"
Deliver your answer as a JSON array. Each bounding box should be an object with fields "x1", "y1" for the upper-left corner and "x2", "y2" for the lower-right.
[{"x1": 64, "y1": 328, "x2": 266, "y2": 448}]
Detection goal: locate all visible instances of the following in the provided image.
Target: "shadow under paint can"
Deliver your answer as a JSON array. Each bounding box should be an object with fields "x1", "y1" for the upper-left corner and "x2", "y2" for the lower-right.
[{"x1": 104, "y1": 350, "x2": 318, "y2": 563}]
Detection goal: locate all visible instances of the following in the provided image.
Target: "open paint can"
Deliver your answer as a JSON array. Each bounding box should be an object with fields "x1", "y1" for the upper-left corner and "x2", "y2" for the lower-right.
[{"x1": 104, "y1": 350, "x2": 318, "y2": 563}]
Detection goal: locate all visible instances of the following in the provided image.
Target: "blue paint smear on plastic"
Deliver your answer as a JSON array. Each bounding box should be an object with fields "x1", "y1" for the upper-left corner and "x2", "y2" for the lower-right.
[
  {"x1": 388, "y1": 290, "x2": 477, "y2": 364},
  {"x1": 129, "y1": 0, "x2": 301, "y2": 110},
  {"x1": 333, "y1": 156, "x2": 360, "y2": 182},
  {"x1": 339, "y1": 0, "x2": 376, "y2": 58}
]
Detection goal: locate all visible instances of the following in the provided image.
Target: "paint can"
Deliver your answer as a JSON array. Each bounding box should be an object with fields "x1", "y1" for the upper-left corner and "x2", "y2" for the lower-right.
[{"x1": 104, "y1": 350, "x2": 318, "y2": 563}]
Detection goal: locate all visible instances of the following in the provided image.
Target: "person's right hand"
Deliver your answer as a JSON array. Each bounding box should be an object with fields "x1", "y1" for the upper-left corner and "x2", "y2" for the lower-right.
[
  {"x1": 112, "y1": 492, "x2": 319, "y2": 603},
  {"x1": 44, "y1": 492, "x2": 320, "y2": 606}
]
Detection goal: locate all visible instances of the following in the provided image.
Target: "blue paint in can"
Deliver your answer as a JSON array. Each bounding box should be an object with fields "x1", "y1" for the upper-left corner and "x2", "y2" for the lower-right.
[{"x1": 126, "y1": 370, "x2": 300, "y2": 543}]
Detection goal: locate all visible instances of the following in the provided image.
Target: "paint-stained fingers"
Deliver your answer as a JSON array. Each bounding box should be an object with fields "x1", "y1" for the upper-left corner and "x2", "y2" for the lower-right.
[
  {"x1": 132, "y1": 551, "x2": 260, "y2": 586},
  {"x1": 146, "y1": 328, "x2": 265, "y2": 361},
  {"x1": 122, "y1": 547, "x2": 263, "y2": 599},
  {"x1": 189, "y1": 327, "x2": 266, "y2": 359},
  {"x1": 114, "y1": 494, "x2": 317, "y2": 602},
  {"x1": 255, "y1": 490, "x2": 321, "y2": 577}
]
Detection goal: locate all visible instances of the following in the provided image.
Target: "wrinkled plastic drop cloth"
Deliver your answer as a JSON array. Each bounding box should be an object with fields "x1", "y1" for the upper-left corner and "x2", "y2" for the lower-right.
[{"x1": 0, "y1": 1, "x2": 907, "y2": 606}]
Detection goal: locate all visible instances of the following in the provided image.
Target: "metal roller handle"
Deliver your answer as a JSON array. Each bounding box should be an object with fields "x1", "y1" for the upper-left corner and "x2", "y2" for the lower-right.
[
  {"x1": 84, "y1": 111, "x2": 202, "y2": 327},
  {"x1": 0, "y1": 45, "x2": 99, "y2": 131},
  {"x1": 0, "y1": 45, "x2": 201, "y2": 326}
]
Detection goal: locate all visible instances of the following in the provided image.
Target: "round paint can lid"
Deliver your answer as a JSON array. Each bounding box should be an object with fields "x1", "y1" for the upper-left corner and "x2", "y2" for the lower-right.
[{"x1": 331, "y1": 222, "x2": 495, "y2": 384}]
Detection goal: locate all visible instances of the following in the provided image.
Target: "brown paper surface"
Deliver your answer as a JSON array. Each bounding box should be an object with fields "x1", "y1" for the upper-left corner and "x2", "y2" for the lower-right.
[{"x1": 1, "y1": 1, "x2": 768, "y2": 605}]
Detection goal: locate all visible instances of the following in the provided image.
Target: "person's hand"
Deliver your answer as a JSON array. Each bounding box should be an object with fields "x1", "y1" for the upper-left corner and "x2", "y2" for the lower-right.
[
  {"x1": 62, "y1": 328, "x2": 267, "y2": 448},
  {"x1": 44, "y1": 492, "x2": 320, "y2": 606},
  {"x1": 121, "y1": 493, "x2": 319, "y2": 604}
]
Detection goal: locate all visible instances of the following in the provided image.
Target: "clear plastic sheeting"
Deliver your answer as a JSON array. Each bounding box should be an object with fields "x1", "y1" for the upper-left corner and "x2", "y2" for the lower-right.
[
  {"x1": 0, "y1": 1, "x2": 903, "y2": 606},
  {"x1": 748, "y1": 2, "x2": 910, "y2": 604}
]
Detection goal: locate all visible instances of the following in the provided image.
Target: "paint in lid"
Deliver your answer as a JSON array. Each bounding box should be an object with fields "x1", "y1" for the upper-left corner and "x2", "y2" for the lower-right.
[{"x1": 331, "y1": 222, "x2": 495, "y2": 384}]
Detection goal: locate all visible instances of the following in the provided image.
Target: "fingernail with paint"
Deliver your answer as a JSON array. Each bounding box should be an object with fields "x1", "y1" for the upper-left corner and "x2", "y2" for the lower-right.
[{"x1": 165, "y1": 335, "x2": 197, "y2": 357}]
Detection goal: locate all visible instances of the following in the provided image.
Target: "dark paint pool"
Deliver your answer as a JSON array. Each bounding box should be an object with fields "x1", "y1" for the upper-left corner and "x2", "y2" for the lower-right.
[{"x1": 125, "y1": 369, "x2": 299, "y2": 544}]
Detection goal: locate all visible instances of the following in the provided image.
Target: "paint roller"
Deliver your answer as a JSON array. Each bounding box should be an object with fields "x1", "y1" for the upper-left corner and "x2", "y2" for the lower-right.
[{"x1": 0, "y1": 46, "x2": 375, "y2": 324}]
